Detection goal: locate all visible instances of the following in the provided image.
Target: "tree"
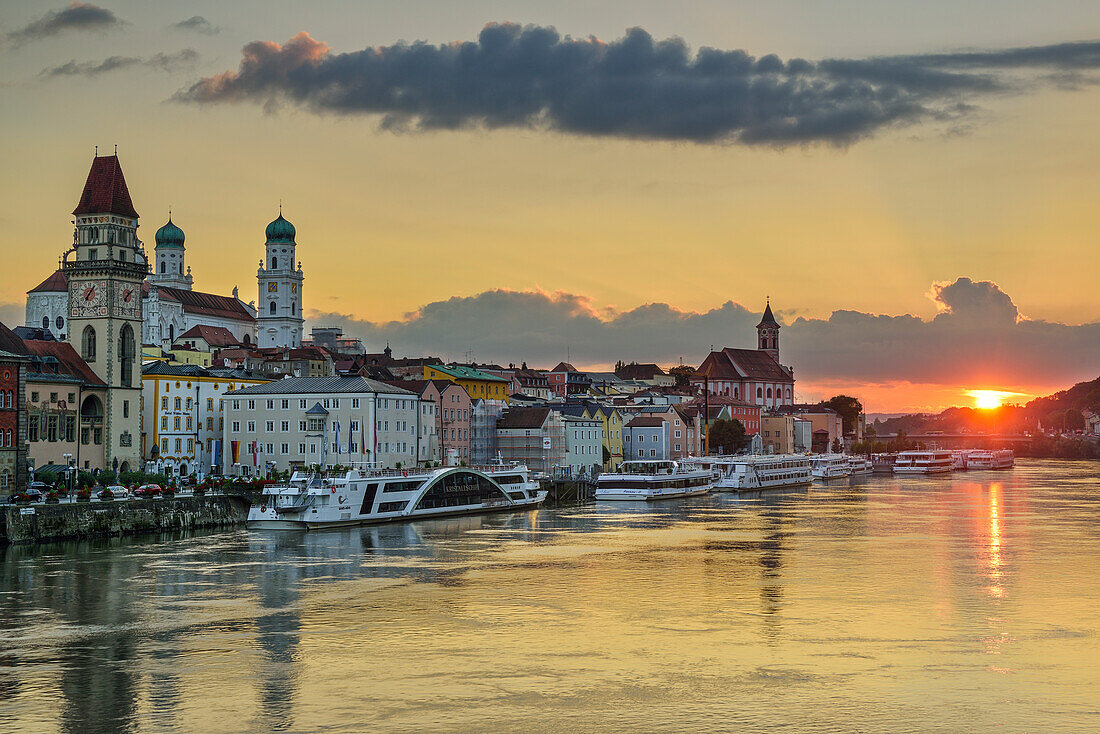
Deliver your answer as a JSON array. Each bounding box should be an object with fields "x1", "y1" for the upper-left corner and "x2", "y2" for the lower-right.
[
  {"x1": 821, "y1": 395, "x2": 863, "y2": 435},
  {"x1": 831, "y1": 438, "x2": 843, "y2": 453},
  {"x1": 602, "y1": 444, "x2": 612, "y2": 466},
  {"x1": 669, "y1": 364, "x2": 695, "y2": 387},
  {"x1": 707, "y1": 419, "x2": 746, "y2": 455}
]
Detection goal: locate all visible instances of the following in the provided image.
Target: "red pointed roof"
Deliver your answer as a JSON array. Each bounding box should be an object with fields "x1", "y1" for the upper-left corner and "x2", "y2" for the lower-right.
[
  {"x1": 757, "y1": 301, "x2": 780, "y2": 329},
  {"x1": 72, "y1": 155, "x2": 139, "y2": 218},
  {"x1": 23, "y1": 340, "x2": 105, "y2": 386},
  {"x1": 28, "y1": 269, "x2": 68, "y2": 294}
]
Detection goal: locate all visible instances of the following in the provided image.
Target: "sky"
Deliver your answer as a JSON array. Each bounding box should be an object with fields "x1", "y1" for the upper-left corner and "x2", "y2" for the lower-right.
[{"x1": 1, "y1": 1, "x2": 1098, "y2": 413}]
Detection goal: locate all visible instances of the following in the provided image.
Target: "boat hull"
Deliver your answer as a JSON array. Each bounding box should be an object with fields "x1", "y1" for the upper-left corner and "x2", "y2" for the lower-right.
[
  {"x1": 248, "y1": 494, "x2": 546, "y2": 531},
  {"x1": 595, "y1": 487, "x2": 709, "y2": 501}
]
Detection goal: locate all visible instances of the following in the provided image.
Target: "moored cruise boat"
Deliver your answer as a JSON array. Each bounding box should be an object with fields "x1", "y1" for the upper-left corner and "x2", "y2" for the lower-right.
[
  {"x1": 811, "y1": 454, "x2": 851, "y2": 479},
  {"x1": 595, "y1": 460, "x2": 713, "y2": 501},
  {"x1": 951, "y1": 451, "x2": 969, "y2": 471},
  {"x1": 248, "y1": 463, "x2": 546, "y2": 530},
  {"x1": 967, "y1": 449, "x2": 1015, "y2": 470},
  {"x1": 687, "y1": 455, "x2": 813, "y2": 492},
  {"x1": 894, "y1": 450, "x2": 955, "y2": 474},
  {"x1": 847, "y1": 456, "x2": 873, "y2": 475}
]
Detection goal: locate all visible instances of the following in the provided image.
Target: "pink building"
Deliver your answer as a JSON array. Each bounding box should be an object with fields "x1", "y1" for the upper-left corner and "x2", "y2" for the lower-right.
[{"x1": 387, "y1": 379, "x2": 471, "y2": 465}]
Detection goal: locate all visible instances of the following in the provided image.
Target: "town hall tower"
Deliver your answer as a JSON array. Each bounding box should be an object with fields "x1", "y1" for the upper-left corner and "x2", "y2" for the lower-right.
[{"x1": 62, "y1": 154, "x2": 145, "y2": 472}]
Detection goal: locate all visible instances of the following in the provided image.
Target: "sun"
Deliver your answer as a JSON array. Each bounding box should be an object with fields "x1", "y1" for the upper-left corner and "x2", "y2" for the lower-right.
[{"x1": 968, "y1": 390, "x2": 1017, "y2": 410}]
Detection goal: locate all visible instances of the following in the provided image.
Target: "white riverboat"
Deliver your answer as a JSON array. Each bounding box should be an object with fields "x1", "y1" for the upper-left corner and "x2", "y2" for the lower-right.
[
  {"x1": 847, "y1": 456, "x2": 873, "y2": 475},
  {"x1": 967, "y1": 449, "x2": 1015, "y2": 470},
  {"x1": 811, "y1": 454, "x2": 851, "y2": 480},
  {"x1": 951, "y1": 451, "x2": 970, "y2": 471},
  {"x1": 894, "y1": 450, "x2": 955, "y2": 474},
  {"x1": 595, "y1": 460, "x2": 713, "y2": 501},
  {"x1": 247, "y1": 463, "x2": 546, "y2": 530},
  {"x1": 687, "y1": 455, "x2": 812, "y2": 492}
]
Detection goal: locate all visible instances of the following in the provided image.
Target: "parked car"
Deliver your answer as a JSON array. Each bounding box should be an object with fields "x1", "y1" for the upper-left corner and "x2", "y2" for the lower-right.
[
  {"x1": 27, "y1": 481, "x2": 51, "y2": 494},
  {"x1": 134, "y1": 484, "x2": 162, "y2": 498},
  {"x1": 96, "y1": 488, "x2": 116, "y2": 500},
  {"x1": 6, "y1": 487, "x2": 44, "y2": 503},
  {"x1": 104, "y1": 485, "x2": 129, "y2": 499}
]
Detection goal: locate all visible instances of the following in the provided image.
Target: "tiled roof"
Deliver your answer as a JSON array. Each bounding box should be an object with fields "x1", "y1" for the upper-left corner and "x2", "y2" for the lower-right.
[
  {"x1": 72, "y1": 155, "x2": 138, "y2": 218},
  {"x1": 28, "y1": 269, "x2": 68, "y2": 294},
  {"x1": 626, "y1": 416, "x2": 666, "y2": 428},
  {"x1": 497, "y1": 406, "x2": 551, "y2": 429},
  {"x1": 0, "y1": 321, "x2": 29, "y2": 356},
  {"x1": 696, "y1": 348, "x2": 793, "y2": 382},
  {"x1": 148, "y1": 284, "x2": 255, "y2": 323},
  {"x1": 24, "y1": 340, "x2": 104, "y2": 386},
  {"x1": 551, "y1": 362, "x2": 577, "y2": 372},
  {"x1": 177, "y1": 324, "x2": 242, "y2": 347},
  {"x1": 225, "y1": 376, "x2": 414, "y2": 396},
  {"x1": 615, "y1": 363, "x2": 666, "y2": 380}
]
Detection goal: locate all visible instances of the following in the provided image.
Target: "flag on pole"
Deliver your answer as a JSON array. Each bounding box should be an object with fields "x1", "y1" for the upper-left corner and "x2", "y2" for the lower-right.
[
  {"x1": 231, "y1": 441, "x2": 240, "y2": 464},
  {"x1": 348, "y1": 421, "x2": 354, "y2": 455},
  {"x1": 252, "y1": 440, "x2": 258, "y2": 467},
  {"x1": 361, "y1": 416, "x2": 366, "y2": 456},
  {"x1": 334, "y1": 420, "x2": 342, "y2": 454}
]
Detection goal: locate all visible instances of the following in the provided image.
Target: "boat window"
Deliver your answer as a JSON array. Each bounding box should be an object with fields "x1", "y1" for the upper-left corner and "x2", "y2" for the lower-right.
[
  {"x1": 358, "y1": 483, "x2": 378, "y2": 514},
  {"x1": 382, "y1": 480, "x2": 423, "y2": 493},
  {"x1": 377, "y1": 501, "x2": 408, "y2": 513},
  {"x1": 414, "y1": 471, "x2": 509, "y2": 511}
]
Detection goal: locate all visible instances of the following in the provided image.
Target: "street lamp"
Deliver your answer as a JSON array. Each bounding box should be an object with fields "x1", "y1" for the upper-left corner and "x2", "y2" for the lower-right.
[{"x1": 63, "y1": 453, "x2": 73, "y2": 500}]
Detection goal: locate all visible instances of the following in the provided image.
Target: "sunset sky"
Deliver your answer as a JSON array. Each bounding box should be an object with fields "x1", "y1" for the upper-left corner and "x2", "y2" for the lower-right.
[{"x1": 1, "y1": 1, "x2": 1098, "y2": 413}]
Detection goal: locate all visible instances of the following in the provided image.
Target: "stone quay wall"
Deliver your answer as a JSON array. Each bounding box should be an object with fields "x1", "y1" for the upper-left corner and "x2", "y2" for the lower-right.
[{"x1": 0, "y1": 496, "x2": 247, "y2": 545}]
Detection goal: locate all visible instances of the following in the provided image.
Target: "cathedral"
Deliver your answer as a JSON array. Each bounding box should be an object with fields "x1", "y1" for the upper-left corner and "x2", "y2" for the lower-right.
[
  {"x1": 20, "y1": 152, "x2": 309, "y2": 473},
  {"x1": 26, "y1": 154, "x2": 307, "y2": 352}
]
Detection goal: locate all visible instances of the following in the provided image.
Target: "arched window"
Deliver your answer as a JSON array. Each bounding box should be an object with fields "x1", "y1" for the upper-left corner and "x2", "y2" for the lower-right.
[
  {"x1": 785, "y1": 388, "x2": 791, "y2": 400},
  {"x1": 42, "y1": 316, "x2": 49, "y2": 329},
  {"x1": 161, "y1": 261, "x2": 166, "y2": 273},
  {"x1": 56, "y1": 316, "x2": 64, "y2": 330},
  {"x1": 119, "y1": 324, "x2": 135, "y2": 387},
  {"x1": 733, "y1": 388, "x2": 739, "y2": 399},
  {"x1": 271, "y1": 256, "x2": 277, "y2": 269},
  {"x1": 169, "y1": 323, "x2": 175, "y2": 343},
  {"x1": 243, "y1": 334, "x2": 250, "y2": 345},
  {"x1": 766, "y1": 388, "x2": 772, "y2": 399},
  {"x1": 269, "y1": 301, "x2": 277, "y2": 315},
  {"x1": 756, "y1": 387, "x2": 762, "y2": 399},
  {"x1": 291, "y1": 302, "x2": 295, "y2": 315},
  {"x1": 82, "y1": 326, "x2": 96, "y2": 361}
]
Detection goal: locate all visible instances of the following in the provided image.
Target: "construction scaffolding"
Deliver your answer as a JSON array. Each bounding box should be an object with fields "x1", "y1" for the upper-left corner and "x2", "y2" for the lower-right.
[{"x1": 470, "y1": 399, "x2": 506, "y2": 465}]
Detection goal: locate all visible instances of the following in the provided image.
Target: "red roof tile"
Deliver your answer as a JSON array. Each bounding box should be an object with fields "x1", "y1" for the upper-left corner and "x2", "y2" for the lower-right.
[
  {"x1": 176, "y1": 324, "x2": 242, "y2": 347},
  {"x1": 626, "y1": 416, "x2": 666, "y2": 428},
  {"x1": 0, "y1": 321, "x2": 28, "y2": 356},
  {"x1": 72, "y1": 155, "x2": 138, "y2": 218},
  {"x1": 23, "y1": 340, "x2": 104, "y2": 386},
  {"x1": 28, "y1": 269, "x2": 68, "y2": 294},
  {"x1": 150, "y1": 285, "x2": 256, "y2": 323}
]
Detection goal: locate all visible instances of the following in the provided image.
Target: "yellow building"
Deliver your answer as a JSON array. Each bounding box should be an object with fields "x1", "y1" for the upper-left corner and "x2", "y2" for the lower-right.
[
  {"x1": 592, "y1": 405, "x2": 624, "y2": 470},
  {"x1": 168, "y1": 346, "x2": 213, "y2": 367},
  {"x1": 761, "y1": 414, "x2": 797, "y2": 454},
  {"x1": 423, "y1": 364, "x2": 510, "y2": 404}
]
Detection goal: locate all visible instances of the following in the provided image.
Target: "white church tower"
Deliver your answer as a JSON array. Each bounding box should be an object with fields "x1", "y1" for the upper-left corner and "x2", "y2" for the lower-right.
[
  {"x1": 148, "y1": 215, "x2": 193, "y2": 290},
  {"x1": 256, "y1": 210, "x2": 304, "y2": 348}
]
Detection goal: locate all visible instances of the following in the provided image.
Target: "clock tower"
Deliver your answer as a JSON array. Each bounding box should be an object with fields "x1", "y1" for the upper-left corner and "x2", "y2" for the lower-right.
[
  {"x1": 256, "y1": 210, "x2": 304, "y2": 348},
  {"x1": 62, "y1": 154, "x2": 147, "y2": 473}
]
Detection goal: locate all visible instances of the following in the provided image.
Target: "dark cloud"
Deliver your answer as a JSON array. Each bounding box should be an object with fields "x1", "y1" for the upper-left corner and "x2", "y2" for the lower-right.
[
  {"x1": 6, "y1": 2, "x2": 122, "y2": 45},
  {"x1": 307, "y1": 278, "x2": 1100, "y2": 391},
  {"x1": 170, "y1": 16, "x2": 218, "y2": 35},
  {"x1": 176, "y1": 24, "x2": 1100, "y2": 146},
  {"x1": 41, "y1": 49, "x2": 198, "y2": 78}
]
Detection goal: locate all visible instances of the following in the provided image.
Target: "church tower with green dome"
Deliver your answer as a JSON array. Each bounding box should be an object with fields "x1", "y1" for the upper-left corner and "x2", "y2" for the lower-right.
[
  {"x1": 148, "y1": 215, "x2": 193, "y2": 290},
  {"x1": 256, "y1": 210, "x2": 304, "y2": 348}
]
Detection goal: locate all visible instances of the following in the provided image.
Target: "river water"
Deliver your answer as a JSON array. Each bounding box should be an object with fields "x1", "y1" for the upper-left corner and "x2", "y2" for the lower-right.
[{"x1": 1, "y1": 459, "x2": 1097, "y2": 733}]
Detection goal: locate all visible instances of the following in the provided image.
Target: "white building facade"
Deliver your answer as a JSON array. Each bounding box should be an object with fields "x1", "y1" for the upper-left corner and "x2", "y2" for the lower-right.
[{"x1": 222, "y1": 376, "x2": 436, "y2": 475}]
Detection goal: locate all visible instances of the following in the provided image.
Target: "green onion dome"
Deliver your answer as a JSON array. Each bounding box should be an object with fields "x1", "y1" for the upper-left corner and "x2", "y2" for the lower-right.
[
  {"x1": 265, "y1": 213, "x2": 296, "y2": 244},
  {"x1": 154, "y1": 218, "x2": 185, "y2": 249}
]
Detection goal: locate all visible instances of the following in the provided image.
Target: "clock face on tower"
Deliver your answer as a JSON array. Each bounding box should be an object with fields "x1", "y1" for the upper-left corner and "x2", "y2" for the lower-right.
[
  {"x1": 70, "y1": 280, "x2": 109, "y2": 317},
  {"x1": 114, "y1": 284, "x2": 140, "y2": 318}
]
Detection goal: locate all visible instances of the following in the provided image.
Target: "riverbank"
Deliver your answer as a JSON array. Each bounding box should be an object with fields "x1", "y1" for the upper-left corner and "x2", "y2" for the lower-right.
[{"x1": 0, "y1": 495, "x2": 247, "y2": 545}]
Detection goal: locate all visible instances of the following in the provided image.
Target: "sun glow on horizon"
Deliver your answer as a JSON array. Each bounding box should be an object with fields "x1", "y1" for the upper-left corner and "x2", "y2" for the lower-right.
[{"x1": 968, "y1": 390, "x2": 1022, "y2": 410}]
